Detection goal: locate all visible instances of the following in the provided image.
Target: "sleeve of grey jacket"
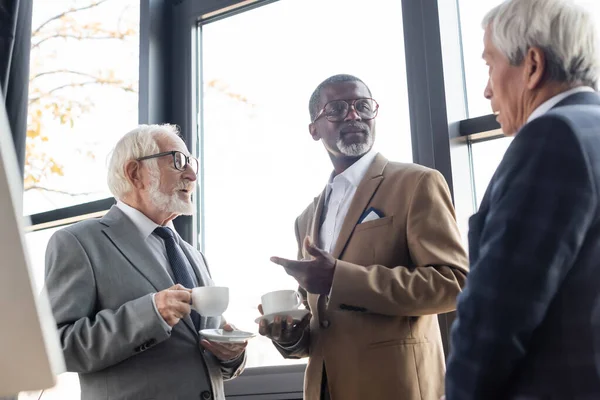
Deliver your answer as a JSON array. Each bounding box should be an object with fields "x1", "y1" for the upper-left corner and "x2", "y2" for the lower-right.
[{"x1": 45, "y1": 229, "x2": 172, "y2": 373}]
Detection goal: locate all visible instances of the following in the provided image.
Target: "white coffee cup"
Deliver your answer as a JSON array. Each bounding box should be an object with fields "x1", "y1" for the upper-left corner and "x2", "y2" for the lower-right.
[
  {"x1": 191, "y1": 286, "x2": 229, "y2": 317},
  {"x1": 261, "y1": 289, "x2": 302, "y2": 315}
]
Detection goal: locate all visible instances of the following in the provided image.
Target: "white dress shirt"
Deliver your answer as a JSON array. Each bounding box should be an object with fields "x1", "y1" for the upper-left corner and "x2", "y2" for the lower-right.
[
  {"x1": 319, "y1": 150, "x2": 377, "y2": 254},
  {"x1": 116, "y1": 201, "x2": 198, "y2": 331},
  {"x1": 527, "y1": 86, "x2": 595, "y2": 123}
]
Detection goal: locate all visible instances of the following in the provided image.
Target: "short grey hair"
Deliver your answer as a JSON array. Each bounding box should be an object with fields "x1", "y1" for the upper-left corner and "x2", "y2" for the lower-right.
[
  {"x1": 107, "y1": 124, "x2": 180, "y2": 200},
  {"x1": 483, "y1": 0, "x2": 600, "y2": 89}
]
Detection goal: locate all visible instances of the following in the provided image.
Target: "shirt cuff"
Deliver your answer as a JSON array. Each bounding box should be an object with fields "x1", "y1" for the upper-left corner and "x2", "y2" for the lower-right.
[
  {"x1": 152, "y1": 293, "x2": 172, "y2": 333},
  {"x1": 277, "y1": 330, "x2": 305, "y2": 350}
]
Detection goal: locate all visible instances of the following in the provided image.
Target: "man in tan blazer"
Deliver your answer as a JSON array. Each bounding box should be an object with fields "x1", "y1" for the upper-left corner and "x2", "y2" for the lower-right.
[{"x1": 259, "y1": 74, "x2": 469, "y2": 400}]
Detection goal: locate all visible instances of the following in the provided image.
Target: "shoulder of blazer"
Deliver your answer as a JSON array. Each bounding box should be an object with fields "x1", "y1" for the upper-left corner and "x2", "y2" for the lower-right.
[
  {"x1": 382, "y1": 160, "x2": 440, "y2": 182},
  {"x1": 59, "y1": 217, "x2": 106, "y2": 239}
]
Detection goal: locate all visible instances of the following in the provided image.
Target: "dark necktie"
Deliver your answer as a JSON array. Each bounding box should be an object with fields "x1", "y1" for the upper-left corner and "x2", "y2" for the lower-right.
[{"x1": 154, "y1": 226, "x2": 201, "y2": 331}]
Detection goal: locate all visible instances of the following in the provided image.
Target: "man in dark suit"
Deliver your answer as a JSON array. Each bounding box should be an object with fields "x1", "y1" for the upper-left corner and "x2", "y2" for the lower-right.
[{"x1": 445, "y1": 0, "x2": 600, "y2": 399}]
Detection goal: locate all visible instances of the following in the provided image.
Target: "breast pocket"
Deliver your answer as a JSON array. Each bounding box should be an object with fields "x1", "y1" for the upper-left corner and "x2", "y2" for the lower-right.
[
  {"x1": 345, "y1": 216, "x2": 394, "y2": 265},
  {"x1": 354, "y1": 215, "x2": 393, "y2": 232}
]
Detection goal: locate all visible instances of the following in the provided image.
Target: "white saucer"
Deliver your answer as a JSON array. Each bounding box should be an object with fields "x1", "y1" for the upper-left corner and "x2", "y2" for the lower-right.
[
  {"x1": 200, "y1": 329, "x2": 255, "y2": 343},
  {"x1": 254, "y1": 308, "x2": 310, "y2": 324}
]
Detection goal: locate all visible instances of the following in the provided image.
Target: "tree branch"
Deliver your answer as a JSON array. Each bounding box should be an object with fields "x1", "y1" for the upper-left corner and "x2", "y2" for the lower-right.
[
  {"x1": 25, "y1": 185, "x2": 101, "y2": 196},
  {"x1": 29, "y1": 80, "x2": 135, "y2": 104},
  {"x1": 32, "y1": 0, "x2": 111, "y2": 37},
  {"x1": 32, "y1": 32, "x2": 130, "y2": 49},
  {"x1": 31, "y1": 69, "x2": 108, "y2": 82}
]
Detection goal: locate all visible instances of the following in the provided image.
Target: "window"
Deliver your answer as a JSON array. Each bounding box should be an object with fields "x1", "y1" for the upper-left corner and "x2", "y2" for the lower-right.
[
  {"x1": 25, "y1": 0, "x2": 139, "y2": 216},
  {"x1": 471, "y1": 137, "x2": 513, "y2": 206},
  {"x1": 198, "y1": 0, "x2": 411, "y2": 368},
  {"x1": 457, "y1": 0, "x2": 503, "y2": 119}
]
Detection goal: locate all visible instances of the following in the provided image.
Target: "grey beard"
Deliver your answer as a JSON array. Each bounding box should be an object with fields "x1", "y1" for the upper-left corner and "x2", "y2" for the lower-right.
[
  {"x1": 337, "y1": 134, "x2": 373, "y2": 157},
  {"x1": 148, "y1": 169, "x2": 195, "y2": 216}
]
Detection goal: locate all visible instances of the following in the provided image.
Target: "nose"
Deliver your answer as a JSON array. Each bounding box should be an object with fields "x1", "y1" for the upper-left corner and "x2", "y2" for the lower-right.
[
  {"x1": 182, "y1": 164, "x2": 197, "y2": 182},
  {"x1": 484, "y1": 79, "x2": 493, "y2": 100},
  {"x1": 344, "y1": 103, "x2": 362, "y2": 121}
]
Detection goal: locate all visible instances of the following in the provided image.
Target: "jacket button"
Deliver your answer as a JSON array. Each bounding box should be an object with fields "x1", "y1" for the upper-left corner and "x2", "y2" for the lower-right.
[
  {"x1": 201, "y1": 391, "x2": 212, "y2": 399},
  {"x1": 320, "y1": 320, "x2": 330, "y2": 328}
]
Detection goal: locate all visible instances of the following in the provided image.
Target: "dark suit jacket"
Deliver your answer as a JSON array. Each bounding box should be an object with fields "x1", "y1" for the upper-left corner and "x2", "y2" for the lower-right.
[{"x1": 446, "y1": 91, "x2": 600, "y2": 400}]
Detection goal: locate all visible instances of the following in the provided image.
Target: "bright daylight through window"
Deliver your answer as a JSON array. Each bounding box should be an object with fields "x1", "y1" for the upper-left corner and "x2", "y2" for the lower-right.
[
  {"x1": 23, "y1": 0, "x2": 139, "y2": 217},
  {"x1": 19, "y1": 0, "x2": 139, "y2": 399}
]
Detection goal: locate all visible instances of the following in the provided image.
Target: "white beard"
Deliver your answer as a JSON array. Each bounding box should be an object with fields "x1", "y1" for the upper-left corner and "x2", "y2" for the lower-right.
[
  {"x1": 148, "y1": 169, "x2": 195, "y2": 216},
  {"x1": 336, "y1": 133, "x2": 374, "y2": 157}
]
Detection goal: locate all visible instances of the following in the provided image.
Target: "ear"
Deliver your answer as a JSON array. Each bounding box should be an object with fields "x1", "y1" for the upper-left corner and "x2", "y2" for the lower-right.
[
  {"x1": 124, "y1": 160, "x2": 145, "y2": 190},
  {"x1": 308, "y1": 123, "x2": 320, "y2": 141},
  {"x1": 524, "y1": 47, "x2": 546, "y2": 90}
]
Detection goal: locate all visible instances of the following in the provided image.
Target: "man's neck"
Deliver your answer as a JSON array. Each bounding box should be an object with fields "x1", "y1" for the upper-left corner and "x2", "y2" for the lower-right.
[
  {"x1": 120, "y1": 197, "x2": 178, "y2": 226},
  {"x1": 329, "y1": 154, "x2": 363, "y2": 175},
  {"x1": 525, "y1": 82, "x2": 584, "y2": 121}
]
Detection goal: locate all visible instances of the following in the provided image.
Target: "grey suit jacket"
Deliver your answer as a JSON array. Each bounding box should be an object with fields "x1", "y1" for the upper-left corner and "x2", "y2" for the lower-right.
[{"x1": 44, "y1": 206, "x2": 245, "y2": 400}]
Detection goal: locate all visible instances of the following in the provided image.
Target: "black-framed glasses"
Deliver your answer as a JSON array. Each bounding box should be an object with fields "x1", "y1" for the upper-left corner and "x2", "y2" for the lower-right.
[
  {"x1": 137, "y1": 151, "x2": 199, "y2": 175},
  {"x1": 312, "y1": 98, "x2": 379, "y2": 123}
]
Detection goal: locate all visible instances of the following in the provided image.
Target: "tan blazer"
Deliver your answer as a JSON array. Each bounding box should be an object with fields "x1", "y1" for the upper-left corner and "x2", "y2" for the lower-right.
[{"x1": 276, "y1": 154, "x2": 469, "y2": 400}]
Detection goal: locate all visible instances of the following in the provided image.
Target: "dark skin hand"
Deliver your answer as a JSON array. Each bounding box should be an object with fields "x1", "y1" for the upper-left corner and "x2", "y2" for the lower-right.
[
  {"x1": 270, "y1": 237, "x2": 337, "y2": 295},
  {"x1": 257, "y1": 304, "x2": 311, "y2": 344}
]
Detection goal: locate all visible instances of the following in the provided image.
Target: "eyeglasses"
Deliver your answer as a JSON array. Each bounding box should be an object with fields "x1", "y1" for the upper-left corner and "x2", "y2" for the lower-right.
[
  {"x1": 312, "y1": 98, "x2": 379, "y2": 123},
  {"x1": 136, "y1": 151, "x2": 199, "y2": 175}
]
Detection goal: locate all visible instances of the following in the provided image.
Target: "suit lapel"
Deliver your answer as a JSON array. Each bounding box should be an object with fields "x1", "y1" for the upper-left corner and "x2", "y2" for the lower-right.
[
  {"x1": 331, "y1": 154, "x2": 387, "y2": 259},
  {"x1": 310, "y1": 189, "x2": 327, "y2": 249},
  {"x1": 100, "y1": 207, "x2": 173, "y2": 292},
  {"x1": 178, "y1": 237, "x2": 214, "y2": 332},
  {"x1": 100, "y1": 207, "x2": 198, "y2": 337}
]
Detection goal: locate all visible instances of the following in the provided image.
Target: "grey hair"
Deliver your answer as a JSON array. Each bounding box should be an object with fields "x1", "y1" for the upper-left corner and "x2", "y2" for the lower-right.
[
  {"x1": 482, "y1": 0, "x2": 600, "y2": 89},
  {"x1": 106, "y1": 124, "x2": 180, "y2": 200},
  {"x1": 308, "y1": 74, "x2": 372, "y2": 121}
]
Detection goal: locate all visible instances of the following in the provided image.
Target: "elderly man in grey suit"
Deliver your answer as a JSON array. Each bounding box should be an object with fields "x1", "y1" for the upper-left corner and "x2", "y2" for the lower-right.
[
  {"x1": 445, "y1": 0, "x2": 600, "y2": 399},
  {"x1": 44, "y1": 124, "x2": 246, "y2": 400}
]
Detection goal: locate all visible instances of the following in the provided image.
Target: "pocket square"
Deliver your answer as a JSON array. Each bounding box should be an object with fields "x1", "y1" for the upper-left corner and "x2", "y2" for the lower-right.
[{"x1": 358, "y1": 207, "x2": 383, "y2": 224}]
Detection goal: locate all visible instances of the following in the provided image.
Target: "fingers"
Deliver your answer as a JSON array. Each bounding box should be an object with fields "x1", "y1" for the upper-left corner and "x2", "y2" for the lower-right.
[
  {"x1": 271, "y1": 315, "x2": 283, "y2": 341},
  {"x1": 222, "y1": 323, "x2": 234, "y2": 332},
  {"x1": 270, "y1": 256, "x2": 293, "y2": 268},
  {"x1": 155, "y1": 287, "x2": 193, "y2": 327},
  {"x1": 259, "y1": 319, "x2": 269, "y2": 336},
  {"x1": 171, "y1": 290, "x2": 192, "y2": 303},
  {"x1": 304, "y1": 236, "x2": 325, "y2": 258},
  {"x1": 170, "y1": 284, "x2": 192, "y2": 292},
  {"x1": 201, "y1": 339, "x2": 247, "y2": 361},
  {"x1": 258, "y1": 314, "x2": 308, "y2": 343},
  {"x1": 258, "y1": 304, "x2": 264, "y2": 315}
]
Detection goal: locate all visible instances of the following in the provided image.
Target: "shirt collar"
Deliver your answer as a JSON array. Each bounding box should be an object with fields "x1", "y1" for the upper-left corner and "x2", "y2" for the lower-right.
[
  {"x1": 527, "y1": 86, "x2": 595, "y2": 123},
  {"x1": 116, "y1": 200, "x2": 176, "y2": 240},
  {"x1": 327, "y1": 149, "x2": 377, "y2": 188}
]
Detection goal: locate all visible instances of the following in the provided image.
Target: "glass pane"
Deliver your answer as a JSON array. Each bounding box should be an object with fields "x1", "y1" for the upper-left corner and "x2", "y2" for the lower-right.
[
  {"x1": 200, "y1": 0, "x2": 410, "y2": 368},
  {"x1": 25, "y1": 0, "x2": 139, "y2": 216},
  {"x1": 471, "y1": 137, "x2": 513, "y2": 206},
  {"x1": 458, "y1": 0, "x2": 600, "y2": 118},
  {"x1": 458, "y1": 0, "x2": 503, "y2": 118},
  {"x1": 19, "y1": 225, "x2": 81, "y2": 399}
]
